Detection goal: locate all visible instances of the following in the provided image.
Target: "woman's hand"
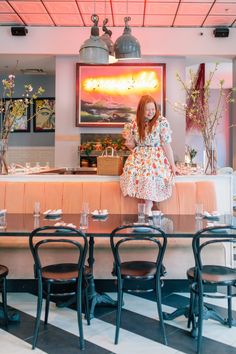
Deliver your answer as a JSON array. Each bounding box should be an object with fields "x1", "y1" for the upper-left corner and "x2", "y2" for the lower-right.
[{"x1": 125, "y1": 138, "x2": 136, "y2": 150}]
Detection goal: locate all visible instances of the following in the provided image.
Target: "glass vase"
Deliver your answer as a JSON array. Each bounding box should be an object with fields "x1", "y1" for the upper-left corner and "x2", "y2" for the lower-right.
[
  {"x1": 0, "y1": 139, "x2": 9, "y2": 175},
  {"x1": 203, "y1": 138, "x2": 217, "y2": 175}
]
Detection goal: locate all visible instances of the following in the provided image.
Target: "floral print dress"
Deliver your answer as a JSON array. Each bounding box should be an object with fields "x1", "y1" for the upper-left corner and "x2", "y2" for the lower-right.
[{"x1": 120, "y1": 116, "x2": 174, "y2": 202}]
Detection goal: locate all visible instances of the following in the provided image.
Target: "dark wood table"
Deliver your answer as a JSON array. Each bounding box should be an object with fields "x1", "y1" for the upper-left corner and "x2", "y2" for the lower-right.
[
  {"x1": 0, "y1": 213, "x2": 234, "y2": 325},
  {"x1": 0, "y1": 213, "x2": 211, "y2": 237}
]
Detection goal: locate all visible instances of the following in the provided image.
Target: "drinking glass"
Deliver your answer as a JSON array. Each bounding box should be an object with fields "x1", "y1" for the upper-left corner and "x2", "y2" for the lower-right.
[
  {"x1": 195, "y1": 203, "x2": 203, "y2": 219},
  {"x1": 152, "y1": 210, "x2": 162, "y2": 227},
  {"x1": 33, "y1": 201, "x2": 41, "y2": 217},
  {"x1": 0, "y1": 211, "x2": 7, "y2": 230},
  {"x1": 138, "y1": 203, "x2": 146, "y2": 219},
  {"x1": 80, "y1": 213, "x2": 88, "y2": 230},
  {"x1": 224, "y1": 213, "x2": 232, "y2": 226},
  {"x1": 25, "y1": 162, "x2": 31, "y2": 173},
  {"x1": 10, "y1": 163, "x2": 16, "y2": 174},
  {"x1": 35, "y1": 162, "x2": 40, "y2": 172},
  {"x1": 82, "y1": 202, "x2": 89, "y2": 215}
]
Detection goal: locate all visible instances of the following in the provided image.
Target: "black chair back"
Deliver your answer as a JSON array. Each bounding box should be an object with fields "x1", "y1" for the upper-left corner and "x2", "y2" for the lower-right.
[
  {"x1": 192, "y1": 225, "x2": 236, "y2": 276},
  {"x1": 29, "y1": 225, "x2": 88, "y2": 280},
  {"x1": 110, "y1": 224, "x2": 167, "y2": 283}
]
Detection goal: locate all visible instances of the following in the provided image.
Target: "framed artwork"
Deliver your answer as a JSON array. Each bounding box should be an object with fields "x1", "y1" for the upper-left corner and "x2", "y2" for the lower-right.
[
  {"x1": 33, "y1": 98, "x2": 55, "y2": 132},
  {"x1": 2, "y1": 98, "x2": 30, "y2": 132},
  {"x1": 76, "y1": 63, "x2": 166, "y2": 127}
]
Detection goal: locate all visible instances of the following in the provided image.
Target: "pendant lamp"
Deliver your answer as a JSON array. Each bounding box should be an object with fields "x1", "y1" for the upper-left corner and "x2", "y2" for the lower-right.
[
  {"x1": 100, "y1": 18, "x2": 117, "y2": 63},
  {"x1": 79, "y1": 14, "x2": 109, "y2": 64},
  {"x1": 100, "y1": 18, "x2": 114, "y2": 56},
  {"x1": 114, "y1": 17, "x2": 141, "y2": 60}
]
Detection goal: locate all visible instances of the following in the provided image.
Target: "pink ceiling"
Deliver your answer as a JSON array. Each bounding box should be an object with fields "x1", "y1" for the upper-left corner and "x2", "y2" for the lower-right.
[{"x1": 0, "y1": 0, "x2": 235, "y2": 28}]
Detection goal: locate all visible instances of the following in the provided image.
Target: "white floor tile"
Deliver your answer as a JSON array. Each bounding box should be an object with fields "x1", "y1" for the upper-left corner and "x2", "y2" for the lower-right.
[{"x1": 0, "y1": 329, "x2": 46, "y2": 354}]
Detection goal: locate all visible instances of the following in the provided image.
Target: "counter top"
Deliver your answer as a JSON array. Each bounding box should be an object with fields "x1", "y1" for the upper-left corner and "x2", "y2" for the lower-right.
[{"x1": 0, "y1": 172, "x2": 233, "y2": 183}]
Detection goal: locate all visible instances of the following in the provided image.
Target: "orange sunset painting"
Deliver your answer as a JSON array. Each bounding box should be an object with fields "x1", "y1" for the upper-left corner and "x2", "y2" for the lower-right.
[{"x1": 76, "y1": 64, "x2": 165, "y2": 127}]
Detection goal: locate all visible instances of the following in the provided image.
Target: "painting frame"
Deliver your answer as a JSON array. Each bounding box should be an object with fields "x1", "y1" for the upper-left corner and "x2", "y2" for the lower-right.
[
  {"x1": 76, "y1": 63, "x2": 166, "y2": 127},
  {"x1": 2, "y1": 98, "x2": 31, "y2": 133},
  {"x1": 33, "y1": 97, "x2": 55, "y2": 132}
]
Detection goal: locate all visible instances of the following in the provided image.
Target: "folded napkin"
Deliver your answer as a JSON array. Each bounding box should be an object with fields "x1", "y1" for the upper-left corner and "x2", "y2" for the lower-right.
[
  {"x1": 203, "y1": 211, "x2": 220, "y2": 219},
  {"x1": 44, "y1": 209, "x2": 62, "y2": 215},
  {"x1": 54, "y1": 222, "x2": 76, "y2": 228},
  {"x1": 207, "y1": 222, "x2": 227, "y2": 228},
  {"x1": 91, "y1": 209, "x2": 108, "y2": 216}
]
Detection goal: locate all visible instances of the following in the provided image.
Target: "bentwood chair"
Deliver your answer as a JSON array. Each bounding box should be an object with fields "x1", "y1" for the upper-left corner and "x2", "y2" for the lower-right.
[
  {"x1": 29, "y1": 226, "x2": 89, "y2": 350},
  {"x1": 0, "y1": 264, "x2": 9, "y2": 326},
  {"x1": 187, "y1": 225, "x2": 236, "y2": 354},
  {"x1": 110, "y1": 224, "x2": 168, "y2": 345}
]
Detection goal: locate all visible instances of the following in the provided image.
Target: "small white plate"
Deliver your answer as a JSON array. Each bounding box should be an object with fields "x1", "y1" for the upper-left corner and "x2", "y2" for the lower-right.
[
  {"x1": 203, "y1": 211, "x2": 220, "y2": 219},
  {"x1": 209, "y1": 228, "x2": 228, "y2": 234},
  {"x1": 132, "y1": 227, "x2": 152, "y2": 233}
]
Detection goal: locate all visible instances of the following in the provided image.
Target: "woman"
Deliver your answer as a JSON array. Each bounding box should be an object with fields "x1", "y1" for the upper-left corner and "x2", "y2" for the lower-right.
[{"x1": 120, "y1": 95, "x2": 176, "y2": 215}]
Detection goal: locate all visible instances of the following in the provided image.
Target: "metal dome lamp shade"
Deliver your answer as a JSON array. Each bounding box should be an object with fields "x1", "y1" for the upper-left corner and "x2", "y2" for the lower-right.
[
  {"x1": 114, "y1": 17, "x2": 141, "y2": 60},
  {"x1": 79, "y1": 14, "x2": 109, "y2": 64},
  {"x1": 100, "y1": 18, "x2": 117, "y2": 63},
  {"x1": 100, "y1": 18, "x2": 114, "y2": 56}
]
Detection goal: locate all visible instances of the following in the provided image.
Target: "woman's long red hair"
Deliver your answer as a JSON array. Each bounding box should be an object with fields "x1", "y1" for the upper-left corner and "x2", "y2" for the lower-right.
[{"x1": 136, "y1": 95, "x2": 160, "y2": 141}]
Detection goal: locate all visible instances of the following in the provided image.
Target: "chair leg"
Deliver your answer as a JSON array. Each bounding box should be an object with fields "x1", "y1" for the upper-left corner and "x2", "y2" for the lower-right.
[
  {"x1": 155, "y1": 277, "x2": 167, "y2": 345},
  {"x1": 197, "y1": 285, "x2": 204, "y2": 354},
  {"x1": 188, "y1": 284, "x2": 196, "y2": 330},
  {"x1": 2, "y1": 277, "x2": 8, "y2": 327},
  {"x1": 32, "y1": 279, "x2": 43, "y2": 349},
  {"x1": 44, "y1": 282, "x2": 51, "y2": 325},
  {"x1": 84, "y1": 287, "x2": 90, "y2": 326},
  {"x1": 115, "y1": 278, "x2": 123, "y2": 345},
  {"x1": 76, "y1": 279, "x2": 85, "y2": 350},
  {"x1": 227, "y1": 285, "x2": 232, "y2": 328}
]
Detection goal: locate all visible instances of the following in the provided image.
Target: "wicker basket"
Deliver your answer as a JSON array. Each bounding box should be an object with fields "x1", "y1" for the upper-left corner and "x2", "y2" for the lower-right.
[{"x1": 97, "y1": 147, "x2": 123, "y2": 176}]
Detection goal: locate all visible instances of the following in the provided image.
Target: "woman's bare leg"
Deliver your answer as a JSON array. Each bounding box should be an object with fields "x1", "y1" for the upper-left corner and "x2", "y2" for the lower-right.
[{"x1": 152, "y1": 202, "x2": 159, "y2": 210}]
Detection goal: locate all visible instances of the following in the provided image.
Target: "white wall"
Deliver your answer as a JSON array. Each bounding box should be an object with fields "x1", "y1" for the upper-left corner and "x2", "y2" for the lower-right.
[{"x1": 0, "y1": 27, "x2": 236, "y2": 56}]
